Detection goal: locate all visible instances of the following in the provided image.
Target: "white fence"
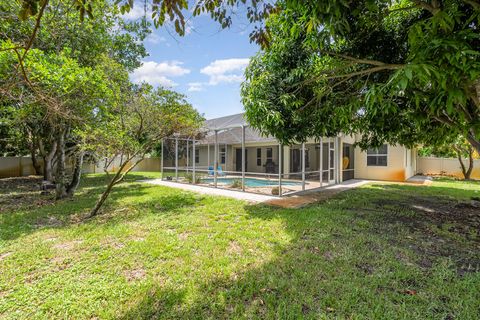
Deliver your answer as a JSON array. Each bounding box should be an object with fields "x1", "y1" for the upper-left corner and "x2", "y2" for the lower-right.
[
  {"x1": 0, "y1": 157, "x2": 162, "y2": 178},
  {"x1": 417, "y1": 157, "x2": 480, "y2": 179}
]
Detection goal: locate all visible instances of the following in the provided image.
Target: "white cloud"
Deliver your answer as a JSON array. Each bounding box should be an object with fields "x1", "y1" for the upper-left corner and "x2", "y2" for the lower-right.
[
  {"x1": 146, "y1": 33, "x2": 166, "y2": 44},
  {"x1": 131, "y1": 61, "x2": 190, "y2": 87},
  {"x1": 121, "y1": 4, "x2": 149, "y2": 20},
  {"x1": 200, "y1": 58, "x2": 250, "y2": 85},
  {"x1": 187, "y1": 82, "x2": 204, "y2": 92}
]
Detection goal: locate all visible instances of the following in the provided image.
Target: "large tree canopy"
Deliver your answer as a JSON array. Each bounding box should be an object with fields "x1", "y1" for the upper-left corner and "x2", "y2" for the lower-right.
[
  {"x1": 0, "y1": 0, "x2": 150, "y2": 198},
  {"x1": 241, "y1": 0, "x2": 480, "y2": 154}
]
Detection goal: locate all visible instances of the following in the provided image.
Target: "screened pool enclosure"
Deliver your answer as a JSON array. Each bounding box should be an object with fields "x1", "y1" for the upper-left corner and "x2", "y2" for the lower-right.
[{"x1": 161, "y1": 114, "x2": 355, "y2": 197}]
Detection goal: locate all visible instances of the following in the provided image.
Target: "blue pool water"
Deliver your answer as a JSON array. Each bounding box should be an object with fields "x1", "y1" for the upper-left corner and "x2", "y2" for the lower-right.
[{"x1": 202, "y1": 177, "x2": 301, "y2": 187}]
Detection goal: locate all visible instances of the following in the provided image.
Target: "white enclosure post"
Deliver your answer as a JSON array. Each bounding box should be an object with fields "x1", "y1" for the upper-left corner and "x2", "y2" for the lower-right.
[
  {"x1": 192, "y1": 138, "x2": 196, "y2": 184},
  {"x1": 161, "y1": 138, "x2": 164, "y2": 180},
  {"x1": 186, "y1": 139, "x2": 189, "y2": 174},
  {"x1": 327, "y1": 137, "x2": 331, "y2": 184},
  {"x1": 301, "y1": 142, "x2": 306, "y2": 191},
  {"x1": 336, "y1": 137, "x2": 341, "y2": 184},
  {"x1": 319, "y1": 137, "x2": 323, "y2": 187},
  {"x1": 175, "y1": 137, "x2": 179, "y2": 181},
  {"x1": 278, "y1": 144, "x2": 283, "y2": 197},
  {"x1": 241, "y1": 126, "x2": 246, "y2": 192},
  {"x1": 207, "y1": 143, "x2": 210, "y2": 169},
  {"x1": 214, "y1": 130, "x2": 218, "y2": 188}
]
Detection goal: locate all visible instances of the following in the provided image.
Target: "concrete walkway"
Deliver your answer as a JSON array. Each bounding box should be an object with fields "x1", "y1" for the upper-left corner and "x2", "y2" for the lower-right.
[
  {"x1": 143, "y1": 179, "x2": 277, "y2": 202},
  {"x1": 264, "y1": 179, "x2": 370, "y2": 208},
  {"x1": 406, "y1": 175, "x2": 433, "y2": 185},
  {"x1": 143, "y1": 178, "x2": 370, "y2": 206}
]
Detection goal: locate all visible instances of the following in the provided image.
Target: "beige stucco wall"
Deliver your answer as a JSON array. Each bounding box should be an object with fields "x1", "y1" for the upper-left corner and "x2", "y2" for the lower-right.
[{"x1": 354, "y1": 145, "x2": 413, "y2": 181}]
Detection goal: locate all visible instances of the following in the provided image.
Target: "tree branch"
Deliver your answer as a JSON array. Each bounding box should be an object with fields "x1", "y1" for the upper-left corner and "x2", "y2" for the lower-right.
[
  {"x1": 22, "y1": 0, "x2": 49, "y2": 60},
  {"x1": 461, "y1": 0, "x2": 480, "y2": 9},
  {"x1": 411, "y1": 0, "x2": 441, "y2": 15}
]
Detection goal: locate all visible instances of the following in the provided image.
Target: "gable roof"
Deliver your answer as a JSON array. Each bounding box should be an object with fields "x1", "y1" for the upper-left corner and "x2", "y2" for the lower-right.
[{"x1": 200, "y1": 113, "x2": 276, "y2": 144}]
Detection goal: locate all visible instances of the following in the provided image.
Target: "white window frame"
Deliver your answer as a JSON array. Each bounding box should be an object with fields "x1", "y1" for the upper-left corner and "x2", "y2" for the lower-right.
[
  {"x1": 266, "y1": 147, "x2": 273, "y2": 162},
  {"x1": 256, "y1": 148, "x2": 262, "y2": 166},
  {"x1": 367, "y1": 145, "x2": 388, "y2": 167},
  {"x1": 220, "y1": 147, "x2": 226, "y2": 164}
]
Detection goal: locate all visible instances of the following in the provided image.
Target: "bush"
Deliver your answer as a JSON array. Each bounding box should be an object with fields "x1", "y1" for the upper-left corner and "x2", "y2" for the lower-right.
[
  {"x1": 271, "y1": 187, "x2": 279, "y2": 195},
  {"x1": 230, "y1": 179, "x2": 242, "y2": 188},
  {"x1": 185, "y1": 173, "x2": 203, "y2": 184}
]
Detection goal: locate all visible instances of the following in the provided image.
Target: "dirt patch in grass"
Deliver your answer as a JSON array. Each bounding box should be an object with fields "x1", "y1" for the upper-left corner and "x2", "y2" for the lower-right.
[
  {"x1": 52, "y1": 240, "x2": 84, "y2": 251},
  {"x1": 34, "y1": 216, "x2": 64, "y2": 228},
  {"x1": 101, "y1": 237, "x2": 126, "y2": 249},
  {"x1": 227, "y1": 241, "x2": 243, "y2": 255},
  {"x1": 369, "y1": 195, "x2": 480, "y2": 275},
  {"x1": 0, "y1": 176, "x2": 55, "y2": 213},
  {"x1": 0, "y1": 252, "x2": 12, "y2": 261},
  {"x1": 0, "y1": 176, "x2": 43, "y2": 193},
  {"x1": 124, "y1": 268, "x2": 146, "y2": 282},
  {"x1": 178, "y1": 231, "x2": 190, "y2": 241}
]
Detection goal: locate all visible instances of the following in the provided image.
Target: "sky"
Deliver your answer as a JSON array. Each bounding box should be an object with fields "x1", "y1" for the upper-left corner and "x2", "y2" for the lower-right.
[{"x1": 123, "y1": 4, "x2": 260, "y2": 119}]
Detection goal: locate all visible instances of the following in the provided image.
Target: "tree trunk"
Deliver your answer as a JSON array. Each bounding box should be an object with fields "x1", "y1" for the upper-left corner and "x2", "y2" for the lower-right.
[
  {"x1": 465, "y1": 147, "x2": 474, "y2": 180},
  {"x1": 55, "y1": 130, "x2": 67, "y2": 199},
  {"x1": 456, "y1": 147, "x2": 474, "y2": 180},
  {"x1": 89, "y1": 167, "x2": 124, "y2": 217},
  {"x1": 66, "y1": 151, "x2": 85, "y2": 197},
  {"x1": 42, "y1": 141, "x2": 57, "y2": 182},
  {"x1": 30, "y1": 148, "x2": 42, "y2": 176},
  {"x1": 457, "y1": 152, "x2": 468, "y2": 179},
  {"x1": 89, "y1": 155, "x2": 144, "y2": 217},
  {"x1": 466, "y1": 131, "x2": 480, "y2": 155}
]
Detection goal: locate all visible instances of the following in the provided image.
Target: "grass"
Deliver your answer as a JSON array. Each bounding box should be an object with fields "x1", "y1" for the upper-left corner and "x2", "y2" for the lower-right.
[{"x1": 0, "y1": 173, "x2": 479, "y2": 319}]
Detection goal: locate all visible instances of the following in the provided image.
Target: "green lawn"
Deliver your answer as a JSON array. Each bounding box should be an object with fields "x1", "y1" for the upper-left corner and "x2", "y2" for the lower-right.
[{"x1": 0, "y1": 173, "x2": 479, "y2": 319}]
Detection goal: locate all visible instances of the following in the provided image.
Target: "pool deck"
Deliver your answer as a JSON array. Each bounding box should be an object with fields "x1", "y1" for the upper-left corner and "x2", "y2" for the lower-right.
[
  {"x1": 143, "y1": 179, "x2": 278, "y2": 202},
  {"x1": 264, "y1": 179, "x2": 370, "y2": 208},
  {"x1": 143, "y1": 178, "x2": 370, "y2": 206}
]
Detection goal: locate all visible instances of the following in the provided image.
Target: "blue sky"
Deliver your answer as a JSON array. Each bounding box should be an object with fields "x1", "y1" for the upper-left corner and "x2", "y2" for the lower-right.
[{"x1": 123, "y1": 5, "x2": 260, "y2": 119}]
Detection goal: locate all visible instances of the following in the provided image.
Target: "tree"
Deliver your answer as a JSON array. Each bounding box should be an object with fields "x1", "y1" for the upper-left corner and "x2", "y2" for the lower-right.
[
  {"x1": 0, "y1": 43, "x2": 122, "y2": 197},
  {"x1": 241, "y1": 1, "x2": 480, "y2": 155},
  {"x1": 0, "y1": 0, "x2": 149, "y2": 196},
  {"x1": 419, "y1": 136, "x2": 478, "y2": 179},
  {"x1": 87, "y1": 84, "x2": 203, "y2": 217}
]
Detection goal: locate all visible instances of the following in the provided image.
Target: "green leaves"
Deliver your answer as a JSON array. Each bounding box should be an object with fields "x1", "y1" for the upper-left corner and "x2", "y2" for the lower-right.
[{"x1": 241, "y1": 0, "x2": 480, "y2": 152}]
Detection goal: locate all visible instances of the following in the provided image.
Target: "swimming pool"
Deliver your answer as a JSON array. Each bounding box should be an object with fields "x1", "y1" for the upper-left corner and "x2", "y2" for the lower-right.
[{"x1": 201, "y1": 177, "x2": 302, "y2": 187}]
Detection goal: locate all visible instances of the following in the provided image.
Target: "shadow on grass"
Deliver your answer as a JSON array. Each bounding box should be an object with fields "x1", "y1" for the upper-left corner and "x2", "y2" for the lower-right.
[
  {"x1": 0, "y1": 173, "x2": 198, "y2": 241},
  {"x1": 2, "y1": 176, "x2": 479, "y2": 318},
  {"x1": 116, "y1": 183, "x2": 480, "y2": 319}
]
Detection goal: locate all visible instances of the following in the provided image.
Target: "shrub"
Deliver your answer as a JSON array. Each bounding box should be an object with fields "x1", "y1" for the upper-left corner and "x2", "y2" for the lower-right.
[
  {"x1": 271, "y1": 187, "x2": 279, "y2": 195},
  {"x1": 185, "y1": 173, "x2": 203, "y2": 184},
  {"x1": 230, "y1": 179, "x2": 242, "y2": 188}
]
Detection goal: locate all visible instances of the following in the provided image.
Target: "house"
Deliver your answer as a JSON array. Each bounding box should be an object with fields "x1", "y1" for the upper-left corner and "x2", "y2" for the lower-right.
[{"x1": 161, "y1": 113, "x2": 417, "y2": 195}]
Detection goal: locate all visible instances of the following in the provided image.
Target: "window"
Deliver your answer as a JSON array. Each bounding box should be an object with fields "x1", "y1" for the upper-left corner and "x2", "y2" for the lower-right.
[
  {"x1": 367, "y1": 145, "x2": 388, "y2": 166},
  {"x1": 266, "y1": 148, "x2": 272, "y2": 162},
  {"x1": 220, "y1": 147, "x2": 226, "y2": 164},
  {"x1": 195, "y1": 150, "x2": 199, "y2": 164},
  {"x1": 256, "y1": 148, "x2": 262, "y2": 166}
]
